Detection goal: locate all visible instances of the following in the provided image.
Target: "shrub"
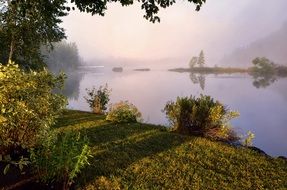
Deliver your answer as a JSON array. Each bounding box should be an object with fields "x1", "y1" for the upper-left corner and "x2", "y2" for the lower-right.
[
  {"x1": 85, "y1": 84, "x2": 111, "y2": 114},
  {"x1": 30, "y1": 131, "x2": 92, "y2": 190},
  {"x1": 106, "y1": 101, "x2": 142, "y2": 123},
  {"x1": 0, "y1": 62, "x2": 67, "y2": 156},
  {"x1": 242, "y1": 131, "x2": 255, "y2": 147},
  {"x1": 163, "y1": 95, "x2": 239, "y2": 142}
]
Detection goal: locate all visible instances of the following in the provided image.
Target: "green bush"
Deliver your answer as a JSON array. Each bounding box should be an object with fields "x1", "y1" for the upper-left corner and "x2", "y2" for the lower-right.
[
  {"x1": 163, "y1": 95, "x2": 239, "y2": 142},
  {"x1": 106, "y1": 101, "x2": 142, "y2": 123},
  {"x1": 30, "y1": 131, "x2": 92, "y2": 190},
  {"x1": 0, "y1": 62, "x2": 67, "y2": 156},
  {"x1": 85, "y1": 84, "x2": 111, "y2": 114}
]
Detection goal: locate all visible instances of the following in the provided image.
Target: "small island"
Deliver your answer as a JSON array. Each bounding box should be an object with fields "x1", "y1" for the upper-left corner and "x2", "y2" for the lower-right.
[
  {"x1": 169, "y1": 50, "x2": 249, "y2": 74},
  {"x1": 169, "y1": 51, "x2": 287, "y2": 89},
  {"x1": 112, "y1": 67, "x2": 123, "y2": 72},
  {"x1": 134, "y1": 68, "x2": 151, "y2": 71},
  {"x1": 169, "y1": 67, "x2": 248, "y2": 74}
]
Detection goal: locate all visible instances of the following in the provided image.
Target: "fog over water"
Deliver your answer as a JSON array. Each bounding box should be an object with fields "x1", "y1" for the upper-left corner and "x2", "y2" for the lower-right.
[
  {"x1": 58, "y1": 0, "x2": 287, "y2": 156},
  {"x1": 61, "y1": 0, "x2": 287, "y2": 67}
]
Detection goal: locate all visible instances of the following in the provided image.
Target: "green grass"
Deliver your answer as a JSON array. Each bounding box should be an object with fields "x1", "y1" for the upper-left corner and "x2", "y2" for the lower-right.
[{"x1": 55, "y1": 110, "x2": 287, "y2": 190}]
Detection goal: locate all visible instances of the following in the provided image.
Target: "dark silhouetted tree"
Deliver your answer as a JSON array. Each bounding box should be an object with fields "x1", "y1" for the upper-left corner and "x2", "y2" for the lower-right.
[{"x1": 69, "y1": 0, "x2": 206, "y2": 23}]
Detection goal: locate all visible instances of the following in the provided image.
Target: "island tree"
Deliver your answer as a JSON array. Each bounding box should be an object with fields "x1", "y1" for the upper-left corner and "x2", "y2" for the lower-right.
[
  {"x1": 197, "y1": 50, "x2": 205, "y2": 67},
  {"x1": 189, "y1": 56, "x2": 198, "y2": 68}
]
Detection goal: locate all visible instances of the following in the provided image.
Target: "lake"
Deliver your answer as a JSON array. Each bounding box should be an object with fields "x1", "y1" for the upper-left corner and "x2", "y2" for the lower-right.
[{"x1": 66, "y1": 66, "x2": 287, "y2": 157}]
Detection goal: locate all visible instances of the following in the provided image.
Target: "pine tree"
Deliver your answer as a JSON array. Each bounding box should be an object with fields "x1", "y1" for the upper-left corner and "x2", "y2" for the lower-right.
[{"x1": 197, "y1": 50, "x2": 205, "y2": 67}]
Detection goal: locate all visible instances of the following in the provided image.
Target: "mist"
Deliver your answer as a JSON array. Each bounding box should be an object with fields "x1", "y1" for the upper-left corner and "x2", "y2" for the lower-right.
[{"x1": 61, "y1": 0, "x2": 287, "y2": 68}]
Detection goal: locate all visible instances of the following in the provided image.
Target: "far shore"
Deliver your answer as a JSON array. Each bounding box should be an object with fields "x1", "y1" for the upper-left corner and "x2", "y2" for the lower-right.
[{"x1": 168, "y1": 67, "x2": 250, "y2": 74}]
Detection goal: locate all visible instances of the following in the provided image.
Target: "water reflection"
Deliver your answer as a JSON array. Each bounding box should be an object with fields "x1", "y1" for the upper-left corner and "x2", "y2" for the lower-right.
[
  {"x1": 62, "y1": 72, "x2": 84, "y2": 100},
  {"x1": 189, "y1": 73, "x2": 205, "y2": 90},
  {"x1": 252, "y1": 75, "x2": 277, "y2": 88},
  {"x1": 189, "y1": 71, "x2": 286, "y2": 89}
]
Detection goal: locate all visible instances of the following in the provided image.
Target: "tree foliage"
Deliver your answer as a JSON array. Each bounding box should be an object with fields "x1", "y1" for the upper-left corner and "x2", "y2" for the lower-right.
[
  {"x1": 0, "y1": 0, "x2": 67, "y2": 70},
  {"x1": 197, "y1": 50, "x2": 205, "y2": 67},
  {"x1": 0, "y1": 62, "x2": 67, "y2": 156},
  {"x1": 189, "y1": 50, "x2": 205, "y2": 68},
  {"x1": 189, "y1": 57, "x2": 198, "y2": 68},
  {"x1": 70, "y1": 0, "x2": 206, "y2": 23}
]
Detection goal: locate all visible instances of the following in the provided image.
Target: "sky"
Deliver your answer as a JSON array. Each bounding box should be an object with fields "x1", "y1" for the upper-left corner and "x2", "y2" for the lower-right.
[{"x1": 61, "y1": 0, "x2": 287, "y2": 67}]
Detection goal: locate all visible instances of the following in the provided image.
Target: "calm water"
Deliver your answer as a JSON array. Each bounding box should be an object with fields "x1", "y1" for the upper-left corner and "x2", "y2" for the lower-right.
[{"x1": 66, "y1": 67, "x2": 287, "y2": 157}]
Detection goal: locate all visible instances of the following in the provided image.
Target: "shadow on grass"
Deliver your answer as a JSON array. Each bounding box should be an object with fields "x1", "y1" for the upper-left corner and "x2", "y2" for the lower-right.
[
  {"x1": 52, "y1": 110, "x2": 189, "y2": 188},
  {"x1": 76, "y1": 124, "x2": 189, "y2": 187},
  {"x1": 53, "y1": 110, "x2": 105, "y2": 128}
]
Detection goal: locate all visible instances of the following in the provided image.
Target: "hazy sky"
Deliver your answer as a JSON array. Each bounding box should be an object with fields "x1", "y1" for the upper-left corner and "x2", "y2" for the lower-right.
[{"x1": 61, "y1": 0, "x2": 287, "y2": 66}]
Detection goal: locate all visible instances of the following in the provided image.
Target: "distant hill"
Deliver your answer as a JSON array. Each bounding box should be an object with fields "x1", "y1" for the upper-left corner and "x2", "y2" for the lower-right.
[{"x1": 221, "y1": 22, "x2": 287, "y2": 67}]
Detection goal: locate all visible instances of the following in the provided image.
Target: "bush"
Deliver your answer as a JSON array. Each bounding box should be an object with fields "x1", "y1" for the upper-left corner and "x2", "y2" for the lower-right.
[
  {"x1": 30, "y1": 131, "x2": 92, "y2": 190},
  {"x1": 251, "y1": 57, "x2": 276, "y2": 77},
  {"x1": 106, "y1": 101, "x2": 142, "y2": 123},
  {"x1": 0, "y1": 62, "x2": 67, "y2": 156},
  {"x1": 85, "y1": 84, "x2": 111, "y2": 114},
  {"x1": 163, "y1": 95, "x2": 239, "y2": 142}
]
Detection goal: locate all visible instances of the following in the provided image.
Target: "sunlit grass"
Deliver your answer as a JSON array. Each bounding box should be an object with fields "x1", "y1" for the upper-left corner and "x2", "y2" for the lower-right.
[{"x1": 55, "y1": 110, "x2": 287, "y2": 189}]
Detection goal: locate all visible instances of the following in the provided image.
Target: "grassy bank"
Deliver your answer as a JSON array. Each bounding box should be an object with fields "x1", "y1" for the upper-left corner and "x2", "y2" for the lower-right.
[{"x1": 51, "y1": 110, "x2": 287, "y2": 189}]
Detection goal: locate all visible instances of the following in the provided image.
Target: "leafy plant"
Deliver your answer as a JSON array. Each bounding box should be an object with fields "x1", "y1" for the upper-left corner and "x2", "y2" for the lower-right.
[
  {"x1": 0, "y1": 62, "x2": 67, "y2": 172},
  {"x1": 85, "y1": 84, "x2": 111, "y2": 114},
  {"x1": 30, "y1": 131, "x2": 92, "y2": 190},
  {"x1": 106, "y1": 101, "x2": 142, "y2": 123},
  {"x1": 163, "y1": 94, "x2": 239, "y2": 142},
  {"x1": 0, "y1": 154, "x2": 30, "y2": 175},
  {"x1": 242, "y1": 131, "x2": 255, "y2": 147}
]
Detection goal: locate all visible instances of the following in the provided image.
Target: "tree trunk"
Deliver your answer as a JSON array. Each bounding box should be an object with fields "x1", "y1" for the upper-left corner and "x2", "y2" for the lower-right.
[
  {"x1": 7, "y1": 0, "x2": 15, "y2": 62},
  {"x1": 8, "y1": 35, "x2": 15, "y2": 62}
]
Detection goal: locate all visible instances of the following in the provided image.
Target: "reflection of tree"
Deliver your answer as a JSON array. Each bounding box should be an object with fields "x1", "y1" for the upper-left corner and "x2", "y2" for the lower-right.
[
  {"x1": 252, "y1": 75, "x2": 277, "y2": 89},
  {"x1": 198, "y1": 74, "x2": 205, "y2": 90},
  {"x1": 189, "y1": 73, "x2": 206, "y2": 90},
  {"x1": 62, "y1": 72, "x2": 84, "y2": 100},
  {"x1": 53, "y1": 72, "x2": 83, "y2": 100},
  {"x1": 190, "y1": 73, "x2": 199, "y2": 84}
]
